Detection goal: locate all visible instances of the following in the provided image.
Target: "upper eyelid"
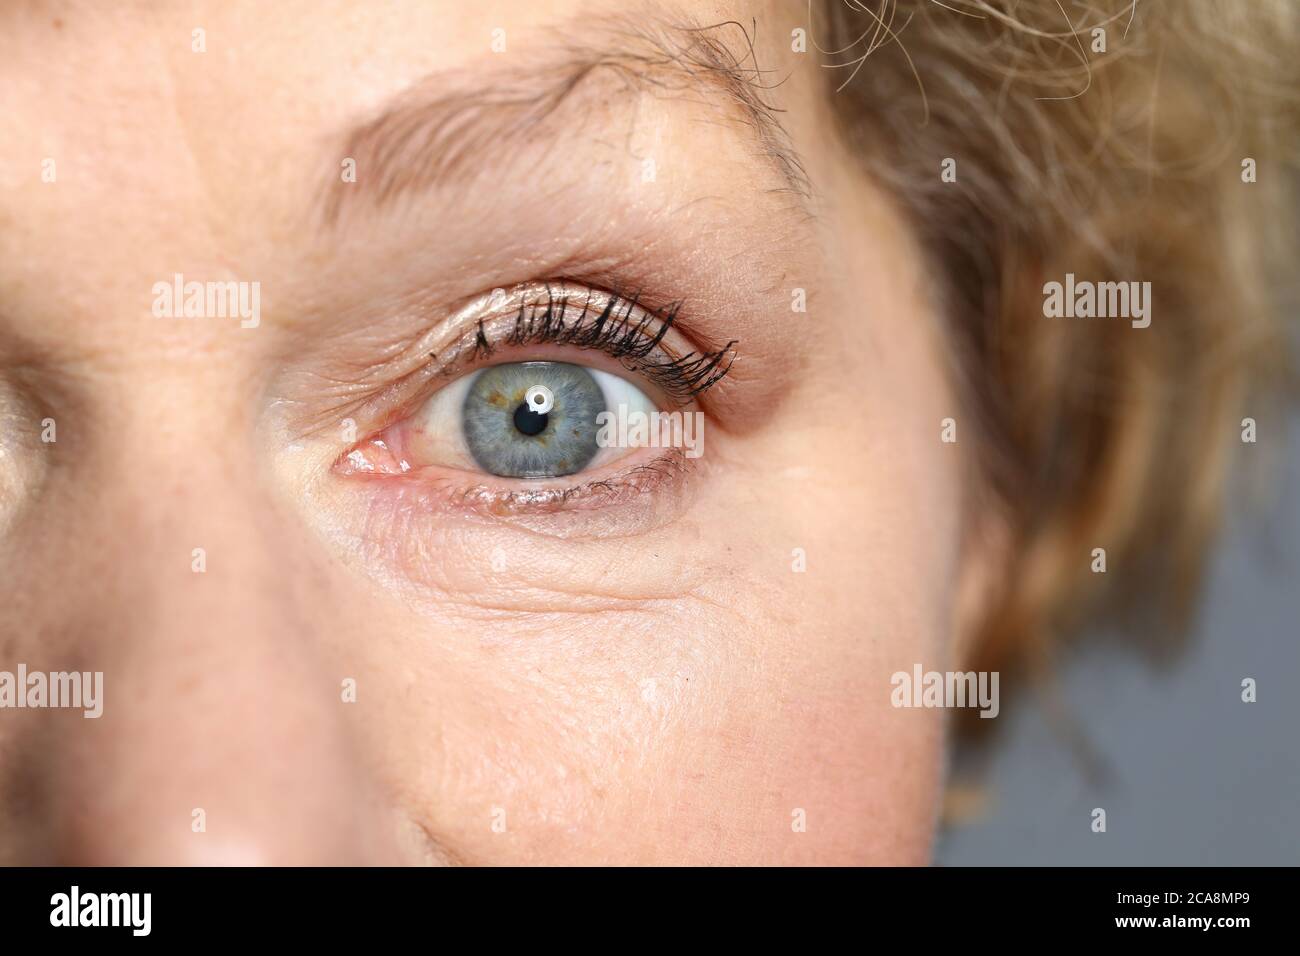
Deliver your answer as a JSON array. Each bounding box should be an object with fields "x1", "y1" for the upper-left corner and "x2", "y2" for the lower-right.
[
  {"x1": 481, "y1": 286, "x2": 675, "y2": 361},
  {"x1": 467, "y1": 284, "x2": 736, "y2": 403},
  {"x1": 301, "y1": 281, "x2": 734, "y2": 442}
]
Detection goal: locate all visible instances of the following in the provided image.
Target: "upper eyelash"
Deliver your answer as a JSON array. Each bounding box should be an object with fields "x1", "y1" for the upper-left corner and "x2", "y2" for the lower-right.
[
  {"x1": 299, "y1": 282, "x2": 735, "y2": 443},
  {"x1": 471, "y1": 285, "x2": 736, "y2": 403}
]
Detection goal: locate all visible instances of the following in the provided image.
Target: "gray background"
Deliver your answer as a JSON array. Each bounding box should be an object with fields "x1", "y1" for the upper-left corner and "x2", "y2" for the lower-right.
[{"x1": 935, "y1": 424, "x2": 1300, "y2": 866}]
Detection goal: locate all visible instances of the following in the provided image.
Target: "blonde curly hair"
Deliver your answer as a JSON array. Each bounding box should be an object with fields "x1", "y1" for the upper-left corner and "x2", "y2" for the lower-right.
[{"x1": 817, "y1": 0, "x2": 1299, "y2": 732}]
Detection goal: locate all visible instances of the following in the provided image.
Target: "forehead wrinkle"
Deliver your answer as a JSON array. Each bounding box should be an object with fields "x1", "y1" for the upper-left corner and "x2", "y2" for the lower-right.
[{"x1": 319, "y1": 13, "x2": 812, "y2": 227}]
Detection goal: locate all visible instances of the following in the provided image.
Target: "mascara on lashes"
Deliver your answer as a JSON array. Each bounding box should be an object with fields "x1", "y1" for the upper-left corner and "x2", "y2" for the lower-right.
[{"x1": 463, "y1": 287, "x2": 737, "y2": 404}]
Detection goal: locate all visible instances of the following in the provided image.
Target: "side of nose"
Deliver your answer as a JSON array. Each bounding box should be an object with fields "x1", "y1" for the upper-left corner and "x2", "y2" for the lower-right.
[{"x1": 1, "y1": 449, "x2": 401, "y2": 864}]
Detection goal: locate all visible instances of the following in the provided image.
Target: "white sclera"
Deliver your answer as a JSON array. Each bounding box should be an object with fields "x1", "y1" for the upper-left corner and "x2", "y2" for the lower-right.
[{"x1": 585, "y1": 366, "x2": 659, "y2": 469}]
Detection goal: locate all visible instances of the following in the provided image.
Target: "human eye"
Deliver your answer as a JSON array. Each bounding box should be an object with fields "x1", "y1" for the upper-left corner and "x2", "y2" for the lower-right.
[
  {"x1": 393, "y1": 359, "x2": 659, "y2": 479},
  {"x1": 334, "y1": 281, "x2": 736, "y2": 516}
]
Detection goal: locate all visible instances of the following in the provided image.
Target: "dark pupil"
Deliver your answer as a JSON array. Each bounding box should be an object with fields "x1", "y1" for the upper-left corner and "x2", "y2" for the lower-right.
[{"x1": 513, "y1": 401, "x2": 549, "y2": 437}]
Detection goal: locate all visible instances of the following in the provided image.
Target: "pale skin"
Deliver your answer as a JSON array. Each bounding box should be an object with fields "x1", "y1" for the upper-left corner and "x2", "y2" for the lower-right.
[{"x1": 0, "y1": 1, "x2": 990, "y2": 864}]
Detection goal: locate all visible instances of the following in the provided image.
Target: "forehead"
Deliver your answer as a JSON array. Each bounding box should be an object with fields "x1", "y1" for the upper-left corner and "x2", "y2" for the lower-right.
[{"x1": 0, "y1": 0, "x2": 812, "y2": 357}]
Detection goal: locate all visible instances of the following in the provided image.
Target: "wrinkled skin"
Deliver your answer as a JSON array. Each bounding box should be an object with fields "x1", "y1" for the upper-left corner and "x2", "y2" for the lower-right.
[{"x1": 0, "y1": 0, "x2": 988, "y2": 864}]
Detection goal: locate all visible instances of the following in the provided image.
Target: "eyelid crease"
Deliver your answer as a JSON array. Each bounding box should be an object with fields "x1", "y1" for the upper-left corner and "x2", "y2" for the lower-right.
[{"x1": 297, "y1": 281, "x2": 736, "y2": 442}]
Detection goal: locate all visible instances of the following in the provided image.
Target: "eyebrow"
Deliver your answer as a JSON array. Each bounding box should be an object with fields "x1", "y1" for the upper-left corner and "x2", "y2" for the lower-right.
[{"x1": 321, "y1": 15, "x2": 812, "y2": 225}]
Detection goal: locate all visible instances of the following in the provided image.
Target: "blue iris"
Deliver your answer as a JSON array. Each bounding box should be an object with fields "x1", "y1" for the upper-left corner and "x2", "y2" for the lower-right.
[{"x1": 462, "y1": 361, "x2": 606, "y2": 477}]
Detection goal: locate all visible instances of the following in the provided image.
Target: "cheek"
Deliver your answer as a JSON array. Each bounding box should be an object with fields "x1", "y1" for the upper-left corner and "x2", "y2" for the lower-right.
[
  {"x1": 659, "y1": 453, "x2": 956, "y2": 863},
  {"x1": 348, "y1": 611, "x2": 947, "y2": 864},
  {"x1": 699, "y1": 641, "x2": 948, "y2": 864},
  {"x1": 636, "y1": 278, "x2": 965, "y2": 860}
]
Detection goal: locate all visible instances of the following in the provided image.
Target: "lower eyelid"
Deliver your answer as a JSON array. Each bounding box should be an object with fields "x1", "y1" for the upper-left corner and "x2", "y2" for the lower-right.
[
  {"x1": 344, "y1": 448, "x2": 699, "y2": 535},
  {"x1": 328, "y1": 452, "x2": 701, "y2": 596},
  {"x1": 344, "y1": 437, "x2": 686, "y2": 491}
]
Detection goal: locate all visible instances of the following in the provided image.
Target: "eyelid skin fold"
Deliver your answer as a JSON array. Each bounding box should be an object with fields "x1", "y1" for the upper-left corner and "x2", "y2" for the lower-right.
[
  {"x1": 313, "y1": 280, "x2": 736, "y2": 446},
  {"x1": 458, "y1": 281, "x2": 737, "y2": 405}
]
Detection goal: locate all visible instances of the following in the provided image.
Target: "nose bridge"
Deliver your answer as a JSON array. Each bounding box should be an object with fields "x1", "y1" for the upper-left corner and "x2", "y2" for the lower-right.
[{"x1": 0, "y1": 386, "x2": 392, "y2": 864}]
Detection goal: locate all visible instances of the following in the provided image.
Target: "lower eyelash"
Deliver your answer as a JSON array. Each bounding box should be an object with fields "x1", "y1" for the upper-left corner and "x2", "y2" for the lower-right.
[
  {"x1": 353, "y1": 448, "x2": 694, "y2": 518},
  {"x1": 345, "y1": 450, "x2": 698, "y2": 587}
]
